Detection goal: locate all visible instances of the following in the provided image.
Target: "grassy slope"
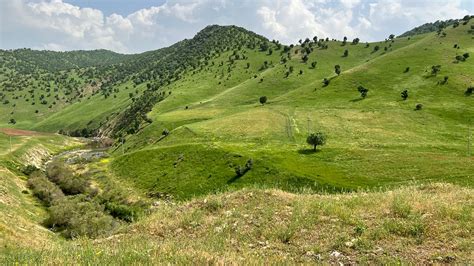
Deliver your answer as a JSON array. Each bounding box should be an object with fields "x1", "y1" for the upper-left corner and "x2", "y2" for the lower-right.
[
  {"x1": 0, "y1": 131, "x2": 82, "y2": 249},
  {"x1": 2, "y1": 183, "x2": 472, "y2": 264},
  {"x1": 110, "y1": 22, "x2": 473, "y2": 199}
]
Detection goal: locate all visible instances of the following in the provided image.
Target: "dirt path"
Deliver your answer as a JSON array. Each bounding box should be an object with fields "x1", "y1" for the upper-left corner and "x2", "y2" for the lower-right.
[{"x1": 0, "y1": 128, "x2": 51, "y2": 136}]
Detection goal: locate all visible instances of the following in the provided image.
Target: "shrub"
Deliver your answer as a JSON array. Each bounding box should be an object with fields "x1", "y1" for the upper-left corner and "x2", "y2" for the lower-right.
[
  {"x1": 415, "y1": 103, "x2": 423, "y2": 110},
  {"x1": 306, "y1": 132, "x2": 326, "y2": 151},
  {"x1": 234, "y1": 158, "x2": 253, "y2": 177},
  {"x1": 46, "y1": 161, "x2": 89, "y2": 195},
  {"x1": 334, "y1": 65, "x2": 341, "y2": 75},
  {"x1": 323, "y1": 78, "x2": 330, "y2": 87},
  {"x1": 431, "y1": 65, "x2": 441, "y2": 75},
  {"x1": 357, "y1": 85, "x2": 369, "y2": 98},
  {"x1": 404, "y1": 67, "x2": 410, "y2": 73},
  {"x1": 401, "y1": 89, "x2": 408, "y2": 100},
  {"x1": 259, "y1": 96, "x2": 267, "y2": 105},
  {"x1": 27, "y1": 172, "x2": 64, "y2": 206},
  {"x1": 465, "y1": 86, "x2": 473, "y2": 96},
  {"x1": 45, "y1": 196, "x2": 117, "y2": 239},
  {"x1": 22, "y1": 165, "x2": 38, "y2": 175}
]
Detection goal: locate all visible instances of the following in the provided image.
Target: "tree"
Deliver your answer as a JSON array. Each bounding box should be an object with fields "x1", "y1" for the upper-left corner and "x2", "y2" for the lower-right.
[
  {"x1": 323, "y1": 78, "x2": 330, "y2": 87},
  {"x1": 389, "y1": 34, "x2": 395, "y2": 40},
  {"x1": 352, "y1": 38, "x2": 360, "y2": 45},
  {"x1": 415, "y1": 103, "x2": 423, "y2": 110},
  {"x1": 9, "y1": 118, "x2": 16, "y2": 124},
  {"x1": 465, "y1": 86, "x2": 473, "y2": 96},
  {"x1": 311, "y1": 61, "x2": 317, "y2": 68},
  {"x1": 306, "y1": 132, "x2": 326, "y2": 151},
  {"x1": 404, "y1": 67, "x2": 410, "y2": 73},
  {"x1": 334, "y1": 65, "x2": 341, "y2": 76},
  {"x1": 463, "y1": 53, "x2": 470, "y2": 59},
  {"x1": 302, "y1": 54, "x2": 309, "y2": 63},
  {"x1": 357, "y1": 85, "x2": 369, "y2": 98},
  {"x1": 259, "y1": 96, "x2": 267, "y2": 105},
  {"x1": 431, "y1": 65, "x2": 441, "y2": 75},
  {"x1": 401, "y1": 89, "x2": 408, "y2": 100},
  {"x1": 343, "y1": 49, "x2": 349, "y2": 57},
  {"x1": 373, "y1": 45, "x2": 380, "y2": 52}
]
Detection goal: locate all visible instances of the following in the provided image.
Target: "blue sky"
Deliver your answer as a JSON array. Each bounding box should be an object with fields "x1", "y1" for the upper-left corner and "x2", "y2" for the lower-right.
[{"x1": 1, "y1": 0, "x2": 472, "y2": 53}]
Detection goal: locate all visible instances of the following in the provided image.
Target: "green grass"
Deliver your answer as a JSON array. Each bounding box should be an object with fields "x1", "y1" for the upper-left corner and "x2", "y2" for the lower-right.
[{"x1": 107, "y1": 22, "x2": 473, "y2": 198}]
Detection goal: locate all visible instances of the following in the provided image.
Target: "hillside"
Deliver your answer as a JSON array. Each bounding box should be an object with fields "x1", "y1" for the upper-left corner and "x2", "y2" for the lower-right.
[{"x1": 0, "y1": 17, "x2": 473, "y2": 264}]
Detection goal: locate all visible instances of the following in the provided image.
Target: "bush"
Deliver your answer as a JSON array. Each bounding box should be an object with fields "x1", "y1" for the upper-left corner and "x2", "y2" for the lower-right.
[
  {"x1": 357, "y1": 85, "x2": 369, "y2": 98},
  {"x1": 45, "y1": 196, "x2": 117, "y2": 239},
  {"x1": 22, "y1": 165, "x2": 39, "y2": 175},
  {"x1": 27, "y1": 172, "x2": 64, "y2": 206},
  {"x1": 323, "y1": 78, "x2": 330, "y2": 87},
  {"x1": 234, "y1": 158, "x2": 253, "y2": 177},
  {"x1": 259, "y1": 96, "x2": 267, "y2": 105},
  {"x1": 401, "y1": 89, "x2": 408, "y2": 100},
  {"x1": 465, "y1": 86, "x2": 473, "y2": 96},
  {"x1": 46, "y1": 161, "x2": 89, "y2": 195},
  {"x1": 415, "y1": 103, "x2": 423, "y2": 110}
]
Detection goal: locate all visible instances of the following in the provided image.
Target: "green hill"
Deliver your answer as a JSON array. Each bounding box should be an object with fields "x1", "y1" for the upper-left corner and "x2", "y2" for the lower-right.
[{"x1": 0, "y1": 18, "x2": 473, "y2": 263}]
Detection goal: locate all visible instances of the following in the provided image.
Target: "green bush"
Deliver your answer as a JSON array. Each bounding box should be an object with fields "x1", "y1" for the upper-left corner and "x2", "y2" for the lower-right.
[
  {"x1": 27, "y1": 171, "x2": 64, "y2": 206},
  {"x1": 45, "y1": 195, "x2": 118, "y2": 239},
  {"x1": 46, "y1": 161, "x2": 89, "y2": 195}
]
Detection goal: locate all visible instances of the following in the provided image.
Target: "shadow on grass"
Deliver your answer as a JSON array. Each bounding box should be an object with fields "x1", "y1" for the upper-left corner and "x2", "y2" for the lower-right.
[
  {"x1": 349, "y1": 98, "x2": 364, "y2": 102},
  {"x1": 297, "y1": 149, "x2": 320, "y2": 155}
]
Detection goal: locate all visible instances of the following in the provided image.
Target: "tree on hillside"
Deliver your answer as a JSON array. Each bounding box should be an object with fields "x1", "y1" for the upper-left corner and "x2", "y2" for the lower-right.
[
  {"x1": 401, "y1": 89, "x2": 408, "y2": 100},
  {"x1": 323, "y1": 78, "x2": 330, "y2": 87},
  {"x1": 9, "y1": 118, "x2": 16, "y2": 124},
  {"x1": 465, "y1": 86, "x2": 473, "y2": 96},
  {"x1": 313, "y1": 36, "x2": 318, "y2": 42},
  {"x1": 373, "y1": 45, "x2": 380, "y2": 52},
  {"x1": 343, "y1": 49, "x2": 349, "y2": 57},
  {"x1": 415, "y1": 103, "x2": 423, "y2": 110},
  {"x1": 334, "y1": 65, "x2": 341, "y2": 76},
  {"x1": 357, "y1": 85, "x2": 369, "y2": 98},
  {"x1": 342, "y1": 36, "x2": 347, "y2": 46},
  {"x1": 311, "y1": 61, "x2": 317, "y2": 69},
  {"x1": 306, "y1": 132, "x2": 326, "y2": 151},
  {"x1": 404, "y1": 67, "x2": 410, "y2": 73},
  {"x1": 431, "y1": 65, "x2": 441, "y2": 76},
  {"x1": 259, "y1": 96, "x2": 267, "y2": 105},
  {"x1": 302, "y1": 54, "x2": 309, "y2": 63},
  {"x1": 389, "y1": 34, "x2": 395, "y2": 40},
  {"x1": 352, "y1": 38, "x2": 360, "y2": 45}
]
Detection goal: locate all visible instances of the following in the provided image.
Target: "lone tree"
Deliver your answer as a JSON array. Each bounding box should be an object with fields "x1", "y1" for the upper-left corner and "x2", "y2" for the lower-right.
[
  {"x1": 323, "y1": 78, "x2": 330, "y2": 87},
  {"x1": 311, "y1": 61, "x2": 317, "y2": 68},
  {"x1": 415, "y1": 103, "x2": 423, "y2": 110},
  {"x1": 357, "y1": 85, "x2": 369, "y2": 98},
  {"x1": 334, "y1": 65, "x2": 341, "y2": 75},
  {"x1": 259, "y1": 96, "x2": 268, "y2": 105},
  {"x1": 343, "y1": 49, "x2": 349, "y2": 57},
  {"x1": 401, "y1": 89, "x2": 408, "y2": 100},
  {"x1": 431, "y1": 65, "x2": 441, "y2": 76},
  {"x1": 306, "y1": 132, "x2": 326, "y2": 151}
]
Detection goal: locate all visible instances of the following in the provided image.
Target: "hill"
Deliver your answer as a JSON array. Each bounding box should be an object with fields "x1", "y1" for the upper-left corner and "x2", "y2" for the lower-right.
[{"x1": 0, "y1": 18, "x2": 473, "y2": 264}]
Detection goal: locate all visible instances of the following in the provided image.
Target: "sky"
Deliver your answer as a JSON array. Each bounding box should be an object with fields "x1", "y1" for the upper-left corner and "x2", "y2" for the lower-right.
[{"x1": 0, "y1": 0, "x2": 472, "y2": 54}]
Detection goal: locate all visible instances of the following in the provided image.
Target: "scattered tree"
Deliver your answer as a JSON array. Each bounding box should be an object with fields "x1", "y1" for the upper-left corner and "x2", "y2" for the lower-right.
[
  {"x1": 404, "y1": 67, "x2": 410, "y2": 73},
  {"x1": 357, "y1": 85, "x2": 369, "y2": 98},
  {"x1": 431, "y1": 65, "x2": 441, "y2": 76},
  {"x1": 401, "y1": 89, "x2": 408, "y2": 100},
  {"x1": 415, "y1": 103, "x2": 423, "y2": 110},
  {"x1": 334, "y1": 65, "x2": 341, "y2": 76},
  {"x1": 465, "y1": 86, "x2": 473, "y2": 96},
  {"x1": 306, "y1": 132, "x2": 327, "y2": 151},
  {"x1": 323, "y1": 78, "x2": 330, "y2": 87},
  {"x1": 343, "y1": 49, "x2": 349, "y2": 57},
  {"x1": 259, "y1": 96, "x2": 267, "y2": 105}
]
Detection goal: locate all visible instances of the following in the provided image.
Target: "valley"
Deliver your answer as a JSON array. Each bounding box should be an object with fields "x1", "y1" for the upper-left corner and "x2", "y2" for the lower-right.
[{"x1": 1, "y1": 17, "x2": 473, "y2": 264}]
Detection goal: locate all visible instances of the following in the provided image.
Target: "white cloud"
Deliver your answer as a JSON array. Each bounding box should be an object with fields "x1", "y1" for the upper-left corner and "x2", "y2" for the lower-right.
[{"x1": 0, "y1": 0, "x2": 471, "y2": 53}]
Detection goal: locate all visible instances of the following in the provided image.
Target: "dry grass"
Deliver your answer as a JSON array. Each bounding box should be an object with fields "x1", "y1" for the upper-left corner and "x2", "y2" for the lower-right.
[{"x1": 3, "y1": 183, "x2": 472, "y2": 264}]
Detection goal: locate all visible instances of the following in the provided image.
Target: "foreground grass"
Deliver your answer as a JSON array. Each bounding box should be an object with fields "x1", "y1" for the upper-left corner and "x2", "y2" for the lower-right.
[{"x1": 2, "y1": 183, "x2": 472, "y2": 264}]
